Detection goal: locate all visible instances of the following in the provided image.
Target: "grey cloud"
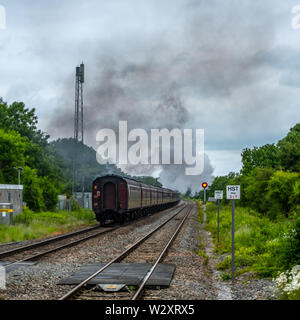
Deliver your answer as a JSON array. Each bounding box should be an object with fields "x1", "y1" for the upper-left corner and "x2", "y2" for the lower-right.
[
  {"x1": 1, "y1": 0, "x2": 299, "y2": 181},
  {"x1": 44, "y1": 1, "x2": 286, "y2": 190}
]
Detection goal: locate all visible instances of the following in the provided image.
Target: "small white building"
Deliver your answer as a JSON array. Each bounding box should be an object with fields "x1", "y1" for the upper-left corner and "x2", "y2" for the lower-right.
[
  {"x1": 0, "y1": 185, "x2": 23, "y2": 215},
  {"x1": 57, "y1": 195, "x2": 67, "y2": 210},
  {"x1": 74, "y1": 192, "x2": 92, "y2": 209}
]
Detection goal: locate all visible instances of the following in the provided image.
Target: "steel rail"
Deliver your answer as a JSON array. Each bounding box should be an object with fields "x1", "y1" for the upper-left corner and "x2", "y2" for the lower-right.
[
  {"x1": 0, "y1": 203, "x2": 184, "y2": 259},
  {"x1": 59, "y1": 203, "x2": 189, "y2": 300},
  {"x1": 132, "y1": 205, "x2": 193, "y2": 300},
  {"x1": 4, "y1": 226, "x2": 119, "y2": 269},
  {"x1": 2, "y1": 203, "x2": 184, "y2": 270},
  {"x1": 0, "y1": 241, "x2": 23, "y2": 247},
  {"x1": 0, "y1": 224, "x2": 102, "y2": 259}
]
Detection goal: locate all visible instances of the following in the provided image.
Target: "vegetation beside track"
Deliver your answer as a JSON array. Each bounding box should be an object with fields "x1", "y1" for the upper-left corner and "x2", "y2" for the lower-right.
[
  {"x1": 0, "y1": 208, "x2": 95, "y2": 244},
  {"x1": 196, "y1": 200, "x2": 300, "y2": 299},
  {"x1": 198, "y1": 202, "x2": 300, "y2": 278},
  {"x1": 189, "y1": 125, "x2": 300, "y2": 299}
]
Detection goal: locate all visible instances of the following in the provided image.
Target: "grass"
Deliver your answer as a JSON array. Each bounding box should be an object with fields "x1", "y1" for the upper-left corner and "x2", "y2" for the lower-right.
[
  {"x1": 0, "y1": 208, "x2": 96, "y2": 244},
  {"x1": 198, "y1": 201, "x2": 295, "y2": 279}
]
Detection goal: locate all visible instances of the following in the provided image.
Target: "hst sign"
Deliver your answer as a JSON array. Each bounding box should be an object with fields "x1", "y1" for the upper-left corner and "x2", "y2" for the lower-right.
[{"x1": 226, "y1": 185, "x2": 240, "y2": 200}]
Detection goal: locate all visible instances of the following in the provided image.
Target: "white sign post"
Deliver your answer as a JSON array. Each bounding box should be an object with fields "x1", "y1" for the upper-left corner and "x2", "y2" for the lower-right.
[
  {"x1": 214, "y1": 190, "x2": 223, "y2": 244},
  {"x1": 226, "y1": 185, "x2": 240, "y2": 283},
  {"x1": 0, "y1": 265, "x2": 5, "y2": 289}
]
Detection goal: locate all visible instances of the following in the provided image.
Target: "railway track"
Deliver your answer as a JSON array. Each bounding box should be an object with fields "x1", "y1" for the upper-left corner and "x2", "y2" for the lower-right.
[
  {"x1": 59, "y1": 203, "x2": 193, "y2": 300},
  {"x1": 0, "y1": 203, "x2": 185, "y2": 273},
  {"x1": 0, "y1": 224, "x2": 119, "y2": 270},
  {"x1": 0, "y1": 224, "x2": 102, "y2": 257}
]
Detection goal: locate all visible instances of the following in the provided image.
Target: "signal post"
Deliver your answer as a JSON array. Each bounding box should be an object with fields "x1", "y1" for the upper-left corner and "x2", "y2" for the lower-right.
[{"x1": 202, "y1": 182, "x2": 208, "y2": 222}]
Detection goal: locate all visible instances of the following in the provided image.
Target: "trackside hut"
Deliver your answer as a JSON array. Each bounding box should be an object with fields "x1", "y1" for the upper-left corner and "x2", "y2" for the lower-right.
[{"x1": 0, "y1": 184, "x2": 23, "y2": 215}]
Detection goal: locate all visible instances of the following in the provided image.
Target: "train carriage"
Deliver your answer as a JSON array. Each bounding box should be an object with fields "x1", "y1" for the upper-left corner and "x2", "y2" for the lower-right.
[{"x1": 92, "y1": 175, "x2": 180, "y2": 225}]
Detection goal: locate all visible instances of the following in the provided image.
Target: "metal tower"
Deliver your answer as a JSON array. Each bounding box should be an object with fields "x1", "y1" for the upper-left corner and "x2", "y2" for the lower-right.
[{"x1": 72, "y1": 63, "x2": 84, "y2": 194}]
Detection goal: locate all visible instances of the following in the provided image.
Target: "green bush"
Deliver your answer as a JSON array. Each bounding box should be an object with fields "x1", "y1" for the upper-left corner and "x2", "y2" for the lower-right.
[
  {"x1": 240, "y1": 168, "x2": 274, "y2": 214},
  {"x1": 22, "y1": 167, "x2": 45, "y2": 212},
  {"x1": 294, "y1": 216, "x2": 300, "y2": 264},
  {"x1": 266, "y1": 171, "x2": 299, "y2": 218},
  {"x1": 40, "y1": 176, "x2": 59, "y2": 211},
  {"x1": 0, "y1": 128, "x2": 27, "y2": 183},
  {"x1": 14, "y1": 208, "x2": 95, "y2": 226},
  {"x1": 0, "y1": 209, "x2": 96, "y2": 243}
]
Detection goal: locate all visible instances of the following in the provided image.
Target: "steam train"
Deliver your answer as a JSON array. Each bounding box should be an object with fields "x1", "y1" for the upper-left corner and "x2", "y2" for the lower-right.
[{"x1": 92, "y1": 175, "x2": 180, "y2": 225}]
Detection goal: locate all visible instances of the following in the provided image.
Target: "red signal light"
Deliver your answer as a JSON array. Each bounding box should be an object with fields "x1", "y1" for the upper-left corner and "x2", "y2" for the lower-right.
[{"x1": 202, "y1": 182, "x2": 208, "y2": 189}]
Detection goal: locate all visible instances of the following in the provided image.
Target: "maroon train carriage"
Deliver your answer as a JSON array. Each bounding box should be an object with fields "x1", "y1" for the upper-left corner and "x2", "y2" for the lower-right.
[{"x1": 92, "y1": 175, "x2": 180, "y2": 225}]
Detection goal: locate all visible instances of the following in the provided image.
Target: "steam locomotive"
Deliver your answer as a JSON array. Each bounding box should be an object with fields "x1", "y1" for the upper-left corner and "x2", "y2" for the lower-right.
[{"x1": 92, "y1": 175, "x2": 180, "y2": 225}]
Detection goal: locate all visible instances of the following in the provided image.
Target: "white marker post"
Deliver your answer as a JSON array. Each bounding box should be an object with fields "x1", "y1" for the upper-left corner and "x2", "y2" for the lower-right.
[
  {"x1": 0, "y1": 265, "x2": 5, "y2": 289},
  {"x1": 214, "y1": 190, "x2": 223, "y2": 244},
  {"x1": 226, "y1": 185, "x2": 240, "y2": 283}
]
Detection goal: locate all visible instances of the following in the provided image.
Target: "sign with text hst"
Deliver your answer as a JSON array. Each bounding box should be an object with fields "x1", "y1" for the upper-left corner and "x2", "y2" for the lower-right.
[
  {"x1": 226, "y1": 185, "x2": 240, "y2": 200},
  {"x1": 214, "y1": 190, "x2": 223, "y2": 200}
]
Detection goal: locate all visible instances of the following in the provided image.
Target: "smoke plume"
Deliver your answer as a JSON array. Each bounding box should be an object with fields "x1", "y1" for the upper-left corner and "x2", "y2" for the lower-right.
[{"x1": 46, "y1": 0, "x2": 280, "y2": 192}]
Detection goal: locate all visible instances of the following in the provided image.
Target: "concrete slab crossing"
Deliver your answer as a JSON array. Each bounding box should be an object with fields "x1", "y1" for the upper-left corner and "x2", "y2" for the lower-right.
[{"x1": 58, "y1": 263, "x2": 176, "y2": 287}]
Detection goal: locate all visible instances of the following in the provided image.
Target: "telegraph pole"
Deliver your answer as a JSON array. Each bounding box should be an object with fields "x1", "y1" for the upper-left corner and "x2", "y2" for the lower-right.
[{"x1": 13, "y1": 167, "x2": 23, "y2": 185}]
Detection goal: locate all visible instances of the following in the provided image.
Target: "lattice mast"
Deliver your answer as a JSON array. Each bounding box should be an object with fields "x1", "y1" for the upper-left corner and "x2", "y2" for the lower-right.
[{"x1": 72, "y1": 63, "x2": 84, "y2": 194}]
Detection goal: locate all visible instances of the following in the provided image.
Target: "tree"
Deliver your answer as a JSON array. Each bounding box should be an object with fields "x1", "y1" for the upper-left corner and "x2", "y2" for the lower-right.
[
  {"x1": 22, "y1": 167, "x2": 45, "y2": 212},
  {"x1": 241, "y1": 144, "x2": 280, "y2": 175},
  {"x1": 0, "y1": 99, "x2": 63, "y2": 210},
  {"x1": 266, "y1": 171, "x2": 299, "y2": 218},
  {"x1": 184, "y1": 187, "x2": 192, "y2": 198},
  {"x1": 0, "y1": 100, "x2": 49, "y2": 146},
  {"x1": 0, "y1": 129, "x2": 27, "y2": 183},
  {"x1": 240, "y1": 168, "x2": 274, "y2": 214},
  {"x1": 41, "y1": 177, "x2": 59, "y2": 211},
  {"x1": 277, "y1": 124, "x2": 300, "y2": 172}
]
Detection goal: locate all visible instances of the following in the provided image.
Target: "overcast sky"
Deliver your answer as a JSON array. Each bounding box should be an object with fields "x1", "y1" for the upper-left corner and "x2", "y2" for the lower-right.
[{"x1": 0, "y1": 0, "x2": 299, "y2": 190}]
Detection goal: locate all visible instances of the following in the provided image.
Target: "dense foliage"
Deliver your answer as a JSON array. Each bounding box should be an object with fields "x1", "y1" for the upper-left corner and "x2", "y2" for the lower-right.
[
  {"x1": 0, "y1": 99, "x2": 63, "y2": 211},
  {"x1": 204, "y1": 203, "x2": 298, "y2": 278},
  {"x1": 195, "y1": 123, "x2": 300, "y2": 220}
]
